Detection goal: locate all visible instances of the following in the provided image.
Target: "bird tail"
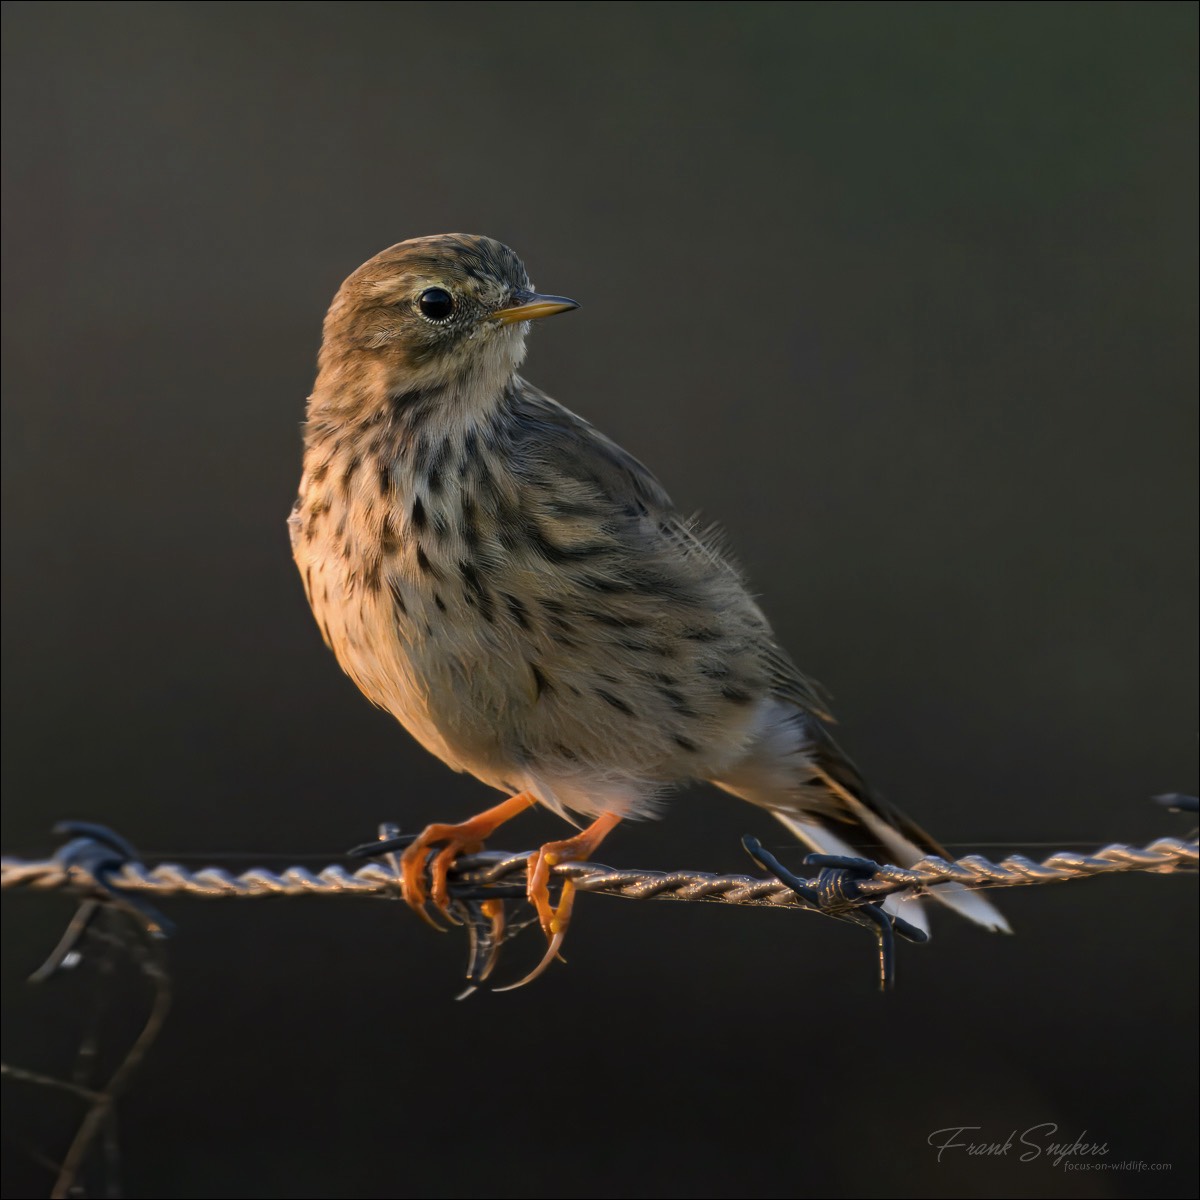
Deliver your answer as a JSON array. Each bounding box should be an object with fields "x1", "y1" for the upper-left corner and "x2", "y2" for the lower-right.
[
  {"x1": 714, "y1": 703, "x2": 1010, "y2": 937},
  {"x1": 767, "y1": 807, "x2": 1010, "y2": 937}
]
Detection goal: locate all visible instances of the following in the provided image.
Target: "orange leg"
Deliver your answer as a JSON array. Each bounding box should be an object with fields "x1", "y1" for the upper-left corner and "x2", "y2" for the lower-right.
[
  {"x1": 497, "y1": 811, "x2": 622, "y2": 990},
  {"x1": 400, "y1": 792, "x2": 535, "y2": 925}
]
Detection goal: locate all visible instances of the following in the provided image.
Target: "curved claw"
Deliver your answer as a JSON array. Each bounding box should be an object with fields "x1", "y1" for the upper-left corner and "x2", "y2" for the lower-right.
[
  {"x1": 476, "y1": 899, "x2": 506, "y2": 983},
  {"x1": 412, "y1": 899, "x2": 452, "y2": 934},
  {"x1": 494, "y1": 928, "x2": 567, "y2": 992},
  {"x1": 505, "y1": 812, "x2": 621, "y2": 987},
  {"x1": 456, "y1": 898, "x2": 509, "y2": 999}
]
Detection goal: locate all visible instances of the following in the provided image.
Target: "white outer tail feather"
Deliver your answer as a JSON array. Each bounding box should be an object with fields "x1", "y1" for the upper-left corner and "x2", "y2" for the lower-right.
[{"x1": 771, "y1": 809, "x2": 1012, "y2": 936}]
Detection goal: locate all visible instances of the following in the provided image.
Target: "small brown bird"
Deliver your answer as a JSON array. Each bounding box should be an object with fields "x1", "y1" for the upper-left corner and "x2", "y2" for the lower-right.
[{"x1": 291, "y1": 234, "x2": 1007, "y2": 984}]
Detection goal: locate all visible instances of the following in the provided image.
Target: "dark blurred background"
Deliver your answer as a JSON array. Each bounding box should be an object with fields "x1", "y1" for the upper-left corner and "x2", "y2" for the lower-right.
[{"x1": 2, "y1": 3, "x2": 1196, "y2": 1198}]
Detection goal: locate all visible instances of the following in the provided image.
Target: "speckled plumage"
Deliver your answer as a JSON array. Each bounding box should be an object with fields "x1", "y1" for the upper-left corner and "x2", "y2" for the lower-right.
[{"x1": 291, "y1": 234, "x2": 1008, "y2": 937}]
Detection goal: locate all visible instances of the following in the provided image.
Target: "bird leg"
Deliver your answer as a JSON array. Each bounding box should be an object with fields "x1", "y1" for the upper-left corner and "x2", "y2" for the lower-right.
[
  {"x1": 497, "y1": 811, "x2": 622, "y2": 990},
  {"x1": 400, "y1": 792, "x2": 535, "y2": 926}
]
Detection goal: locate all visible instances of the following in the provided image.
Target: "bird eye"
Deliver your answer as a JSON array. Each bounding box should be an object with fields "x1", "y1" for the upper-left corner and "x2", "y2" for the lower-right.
[{"x1": 417, "y1": 287, "x2": 455, "y2": 322}]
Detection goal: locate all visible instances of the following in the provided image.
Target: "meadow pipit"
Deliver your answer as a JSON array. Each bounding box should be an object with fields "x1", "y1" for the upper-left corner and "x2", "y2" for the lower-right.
[{"x1": 290, "y1": 235, "x2": 1007, "y2": 984}]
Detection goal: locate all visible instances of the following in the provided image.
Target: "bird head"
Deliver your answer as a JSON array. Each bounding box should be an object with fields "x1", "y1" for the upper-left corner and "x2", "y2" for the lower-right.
[{"x1": 314, "y1": 234, "x2": 578, "y2": 411}]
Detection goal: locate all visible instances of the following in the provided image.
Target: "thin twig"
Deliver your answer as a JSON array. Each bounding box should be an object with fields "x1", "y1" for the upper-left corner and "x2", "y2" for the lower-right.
[
  {"x1": 49, "y1": 916, "x2": 172, "y2": 1200},
  {"x1": 0, "y1": 1063, "x2": 104, "y2": 1103}
]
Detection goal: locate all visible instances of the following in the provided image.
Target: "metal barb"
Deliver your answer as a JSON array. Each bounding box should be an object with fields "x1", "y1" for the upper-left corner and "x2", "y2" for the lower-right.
[
  {"x1": 3, "y1": 810, "x2": 1195, "y2": 993},
  {"x1": 742, "y1": 837, "x2": 927, "y2": 990},
  {"x1": 50, "y1": 822, "x2": 174, "y2": 941},
  {"x1": 4, "y1": 833, "x2": 1195, "y2": 907},
  {"x1": 1154, "y1": 793, "x2": 1199, "y2": 815}
]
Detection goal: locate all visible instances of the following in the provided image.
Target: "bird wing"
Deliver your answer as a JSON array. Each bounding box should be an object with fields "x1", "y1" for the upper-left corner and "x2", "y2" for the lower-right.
[
  {"x1": 506, "y1": 380, "x2": 674, "y2": 512},
  {"x1": 507, "y1": 380, "x2": 834, "y2": 715},
  {"x1": 503, "y1": 385, "x2": 1009, "y2": 931}
]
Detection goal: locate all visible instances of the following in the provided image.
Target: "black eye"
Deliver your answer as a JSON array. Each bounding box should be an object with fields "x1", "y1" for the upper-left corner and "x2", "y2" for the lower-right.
[{"x1": 417, "y1": 287, "x2": 455, "y2": 322}]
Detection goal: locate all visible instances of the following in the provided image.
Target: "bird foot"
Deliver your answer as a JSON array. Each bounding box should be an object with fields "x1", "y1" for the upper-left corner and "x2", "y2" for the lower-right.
[
  {"x1": 496, "y1": 811, "x2": 621, "y2": 991},
  {"x1": 398, "y1": 793, "x2": 534, "y2": 928}
]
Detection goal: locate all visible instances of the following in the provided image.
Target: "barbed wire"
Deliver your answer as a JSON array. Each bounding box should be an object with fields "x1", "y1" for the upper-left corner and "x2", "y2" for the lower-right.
[
  {"x1": 1, "y1": 807, "x2": 1194, "y2": 991},
  {"x1": 2, "y1": 804, "x2": 1196, "y2": 1196},
  {"x1": 3, "y1": 830, "x2": 1195, "y2": 906},
  {"x1": 2, "y1": 805, "x2": 1196, "y2": 997}
]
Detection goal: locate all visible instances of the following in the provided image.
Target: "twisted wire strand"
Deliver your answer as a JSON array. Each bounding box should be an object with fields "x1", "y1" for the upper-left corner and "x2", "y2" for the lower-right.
[{"x1": 2, "y1": 835, "x2": 1195, "y2": 908}]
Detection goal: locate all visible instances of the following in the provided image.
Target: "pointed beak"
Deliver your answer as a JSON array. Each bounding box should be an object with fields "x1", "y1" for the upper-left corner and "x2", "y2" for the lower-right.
[{"x1": 494, "y1": 290, "x2": 580, "y2": 325}]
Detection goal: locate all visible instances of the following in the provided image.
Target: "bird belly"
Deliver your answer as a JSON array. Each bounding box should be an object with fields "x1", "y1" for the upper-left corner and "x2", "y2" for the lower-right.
[
  {"x1": 291, "y1": 467, "x2": 769, "y2": 819},
  {"x1": 309, "y1": 564, "x2": 516, "y2": 781},
  {"x1": 300, "y1": 545, "x2": 760, "y2": 820}
]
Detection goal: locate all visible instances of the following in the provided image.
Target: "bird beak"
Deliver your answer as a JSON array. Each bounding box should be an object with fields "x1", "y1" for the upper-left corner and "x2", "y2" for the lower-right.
[{"x1": 494, "y1": 291, "x2": 580, "y2": 324}]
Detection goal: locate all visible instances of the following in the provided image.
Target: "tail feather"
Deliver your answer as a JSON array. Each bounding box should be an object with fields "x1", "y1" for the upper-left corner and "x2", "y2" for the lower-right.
[
  {"x1": 771, "y1": 807, "x2": 1011, "y2": 935},
  {"x1": 804, "y1": 744, "x2": 1011, "y2": 934},
  {"x1": 772, "y1": 811, "x2": 933, "y2": 937},
  {"x1": 834, "y1": 792, "x2": 1011, "y2": 933},
  {"x1": 713, "y1": 698, "x2": 1011, "y2": 935}
]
